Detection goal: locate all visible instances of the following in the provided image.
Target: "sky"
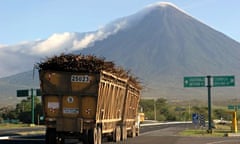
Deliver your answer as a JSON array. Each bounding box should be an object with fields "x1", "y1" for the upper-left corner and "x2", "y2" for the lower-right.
[{"x1": 1, "y1": 0, "x2": 240, "y2": 45}]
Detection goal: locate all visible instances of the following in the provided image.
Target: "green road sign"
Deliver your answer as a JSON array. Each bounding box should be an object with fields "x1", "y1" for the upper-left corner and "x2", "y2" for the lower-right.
[
  {"x1": 36, "y1": 89, "x2": 42, "y2": 96},
  {"x1": 213, "y1": 76, "x2": 235, "y2": 87},
  {"x1": 17, "y1": 89, "x2": 29, "y2": 97},
  {"x1": 17, "y1": 89, "x2": 41, "y2": 97},
  {"x1": 228, "y1": 105, "x2": 235, "y2": 110},
  {"x1": 184, "y1": 76, "x2": 205, "y2": 87},
  {"x1": 228, "y1": 105, "x2": 240, "y2": 110}
]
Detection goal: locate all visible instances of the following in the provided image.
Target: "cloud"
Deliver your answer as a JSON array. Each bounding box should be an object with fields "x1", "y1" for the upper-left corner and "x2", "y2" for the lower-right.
[
  {"x1": 0, "y1": 19, "x2": 129, "y2": 78},
  {"x1": 72, "y1": 21, "x2": 127, "y2": 50},
  {"x1": 0, "y1": 49, "x2": 36, "y2": 77},
  {"x1": 30, "y1": 32, "x2": 77, "y2": 55},
  {"x1": 72, "y1": 30, "x2": 105, "y2": 50},
  {"x1": 0, "y1": 44, "x2": 7, "y2": 48}
]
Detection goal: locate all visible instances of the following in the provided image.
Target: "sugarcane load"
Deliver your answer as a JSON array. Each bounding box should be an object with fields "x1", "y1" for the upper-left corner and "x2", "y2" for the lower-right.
[{"x1": 37, "y1": 54, "x2": 141, "y2": 144}]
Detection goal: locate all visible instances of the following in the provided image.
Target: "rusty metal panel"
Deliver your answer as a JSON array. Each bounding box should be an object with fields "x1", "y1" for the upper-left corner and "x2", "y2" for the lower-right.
[
  {"x1": 39, "y1": 70, "x2": 99, "y2": 95},
  {"x1": 71, "y1": 74, "x2": 99, "y2": 94},
  {"x1": 40, "y1": 71, "x2": 70, "y2": 94},
  {"x1": 56, "y1": 118, "x2": 78, "y2": 132},
  {"x1": 44, "y1": 96, "x2": 60, "y2": 117},
  {"x1": 81, "y1": 96, "x2": 96, "y2": 119},
  {"x1": 62, "y1": 95, "x2": 79, "y2": 117}
]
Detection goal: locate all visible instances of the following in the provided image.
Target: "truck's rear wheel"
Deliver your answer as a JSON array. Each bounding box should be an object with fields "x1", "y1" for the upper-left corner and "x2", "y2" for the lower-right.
[
  {"x1": 131, "y1": 126, "x2": 136, "y2": 138},
  {"x1": 82, "y1": 130, "x2": 89, "y2": 144},
  {"x1": 97, "y1": 127, "x2": 102, "y2": 144},
  {"x1": 114, "y1": 126, "x2": 121, "y2": 142},
  {"x1": 136, "y1": 127, "x2": 140, "y2": 136},
  {"x1": 56, "y1": 133, "x2": 65, "y2": 144},
  {"x1": 46, "y1": 128, "x2": 56, "y2": 144},
  {"x1": 88, "y1": 127, "x2": 101, "y2": 144},
  {"x1": 121, "y1": 126, "x2": 127, "y2": 141}
]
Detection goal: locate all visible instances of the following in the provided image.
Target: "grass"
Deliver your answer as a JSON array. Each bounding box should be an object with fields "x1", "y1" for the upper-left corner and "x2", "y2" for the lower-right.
[
  {"x1": 180, "y1": 124, "x2": 234, "y2": 137},
  {"x1": 0, "y1": 123, "x2": 31, "y2": 129}
]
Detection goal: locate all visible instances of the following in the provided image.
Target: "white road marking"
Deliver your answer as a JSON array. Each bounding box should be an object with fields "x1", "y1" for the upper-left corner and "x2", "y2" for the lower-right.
[{"x1": 0, "y1": 136, "x2": 9, "y2": 140}]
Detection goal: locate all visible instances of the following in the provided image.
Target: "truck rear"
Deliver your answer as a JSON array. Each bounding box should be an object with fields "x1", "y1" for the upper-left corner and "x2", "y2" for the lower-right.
[{"x1": 38, "y1": 54, "x2": 141, "y2": 144}]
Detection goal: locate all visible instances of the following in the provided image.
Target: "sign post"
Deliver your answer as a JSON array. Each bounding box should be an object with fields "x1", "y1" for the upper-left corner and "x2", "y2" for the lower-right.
[
  {"x1": 31, "y1": 89, "x2": 35, "y2": 126},
  {"x1": 16, "y1": 88, "x2": 41, "y2": 126},
  {"x1": 207, "y1": 75, "x2": 212, "y2": 133},
  {"x1": 184, "y1": 75, "x2": 235, "y2": 133}
]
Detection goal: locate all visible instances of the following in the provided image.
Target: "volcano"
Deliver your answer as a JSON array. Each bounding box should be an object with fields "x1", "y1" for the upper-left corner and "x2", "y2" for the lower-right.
[
  {"x1": 78, "y1": 2, "x2": 240, "y2": 100},
  {"x1": 1, "y1": 2, "x2": 240, "y2": 104}
]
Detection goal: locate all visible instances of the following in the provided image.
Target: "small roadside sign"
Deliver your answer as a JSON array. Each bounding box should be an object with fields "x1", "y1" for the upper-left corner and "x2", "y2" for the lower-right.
[
  {"x1": 199, "y1": 114, "x2": 205, "y2": 127},
  {"x1": 228, "y1": 105, "x2": 235, "y2": 110},
  {"x1": 16, "y1": 89, "x2": 41, "y2": 97},
  {"x1": 192, "y1": 113, "x2": 199, "y2": 125},
  {"x1": 17, "y1": 89, "x2": 29, "y2": 97},
  {"x1": 184, "y1": 76, "x2": 205, "y2": 87},
  {"x1": 36, "y1": 89, "x2": 42, "y2": 96},
  {"x1": 227, "y1": 105, "x2": 240, "y2": 110},
  {"x1": 213, "y1": 76, "x2": 235, "y2": 87}
]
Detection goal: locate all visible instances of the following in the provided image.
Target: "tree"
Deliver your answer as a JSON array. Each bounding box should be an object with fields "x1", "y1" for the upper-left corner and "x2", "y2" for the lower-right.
[
  {"x1": 139, "y1": 99, "x2": 155, "y2": 120},
  {"x1": 16, "y1": 96, "x2": 42, "y2": 123},
  {"x1": 0, "y1": 96, "x2": 43, "y2": 124},
  {"x1": 139, "y1": 98, "x2": 176, "y2": 121},
  {"x1": 213, "y1": 108, "x2": 229, "y2": 120}
]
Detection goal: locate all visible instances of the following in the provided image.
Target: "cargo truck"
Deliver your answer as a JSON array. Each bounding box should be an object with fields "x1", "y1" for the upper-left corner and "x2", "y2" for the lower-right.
[{"x1": 38, "y1": 54, "x2": 141, "y2": 144}]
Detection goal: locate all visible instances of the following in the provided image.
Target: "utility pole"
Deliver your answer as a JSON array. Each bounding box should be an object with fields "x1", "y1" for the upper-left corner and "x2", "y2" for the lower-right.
[
  {"x1": 154, "y1": 99, "x2": 156, "y2": 121},
  {"x1": 188, "y1": 103, "x2": 191, "y2": 121}
]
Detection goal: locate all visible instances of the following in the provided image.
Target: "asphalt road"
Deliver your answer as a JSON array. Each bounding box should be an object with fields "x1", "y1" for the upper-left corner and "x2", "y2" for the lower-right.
[
  {"x1": 0, "y1": 126, "x2": 45, "y2": 137},
  {"x1": 0, "y1": 123, "x2": 240, "y2": 144}
]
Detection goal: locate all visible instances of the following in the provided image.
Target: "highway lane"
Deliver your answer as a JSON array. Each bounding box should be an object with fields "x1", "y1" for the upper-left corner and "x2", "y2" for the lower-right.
[
  {"x1": 0, "y1": 126, "x2": 45, "y2": 137},
  {"x1": 0, "y1": 123, "x2": 239, "y2": 144},
  {"x1": 2, "y1": 135, "x2": 239, "y2": 144}
]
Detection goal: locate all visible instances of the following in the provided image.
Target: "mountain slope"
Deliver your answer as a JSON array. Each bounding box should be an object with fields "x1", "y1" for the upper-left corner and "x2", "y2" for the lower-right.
[
  {"x1": 83, "y1": 3, "x2": 240, "y2": 75},
  {"x1": 0, "y1": 71, "x2": 39, "y2": 105},
  {"x1": 0, "y1": 2, "x2": 240, "y2": 105},
  {"x1": 79, "y1": 3, "x2": 240, "y2": 99}
]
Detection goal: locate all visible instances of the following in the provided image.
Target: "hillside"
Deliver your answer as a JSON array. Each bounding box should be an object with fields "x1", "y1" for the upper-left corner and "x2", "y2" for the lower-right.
[
  {"x1": 79, "y1": 3, "x2": 240, "y2": 100},
  {"x1": 0, "y1": 2, "x2": 240, "y2": 105}
]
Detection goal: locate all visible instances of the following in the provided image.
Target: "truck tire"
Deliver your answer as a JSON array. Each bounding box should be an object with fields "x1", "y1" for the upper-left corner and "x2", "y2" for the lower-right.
[
  {"x1": 121, "y1": 126, "x2": 127, "y2": 141},
  {"x1": 113, "y1": 126, "x2": 121, "y2": 142},
  {"x1": 136, "y1": 127, "x2": 140, "y2": 136},
  {"x1": 97, "y1": 127, "x2": 102, "y2": 144},
  {"x1": 46, "y1": 128, "x2": 56, "y2": 144},
  {"x1": 82, "y1": 130, "x2": 89, "y2": 144},
  {"x1": 56, "y1": 133, "x2": 65, "y2": 144},
  {"x1": 131, "y1": 126, "x2": 136, "y2": 138},
  {"x1": 88, "y1": 127, "x2": 101, "y2": 144}
]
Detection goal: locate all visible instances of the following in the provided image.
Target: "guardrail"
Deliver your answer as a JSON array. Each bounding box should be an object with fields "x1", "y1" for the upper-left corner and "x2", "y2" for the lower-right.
[{"x1": 141, "y1": 121, "x2": 192, "y2": 127}]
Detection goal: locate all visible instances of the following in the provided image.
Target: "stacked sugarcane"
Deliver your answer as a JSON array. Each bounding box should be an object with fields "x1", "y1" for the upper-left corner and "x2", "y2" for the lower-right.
[{"x1": 37, "y1": 53, "x2": 141, "y2": 88}]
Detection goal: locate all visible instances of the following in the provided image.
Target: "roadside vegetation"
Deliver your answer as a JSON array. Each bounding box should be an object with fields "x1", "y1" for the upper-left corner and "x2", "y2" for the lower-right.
[
  {"x1": 180, "y1": 124, "x2": 233, "y2": 137},
  {"x1": 0, "y1": 97, "x2": 236, "y2": 126},
  {"x1": 0, "y1": 123, "x2": 31, "y2": 129},
  {"x1": 139, "y1": 98, "x2": 234, "y2": 122},
  {"x1": 0, "y1": 96, "x2": 43, "y2": 125}
]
